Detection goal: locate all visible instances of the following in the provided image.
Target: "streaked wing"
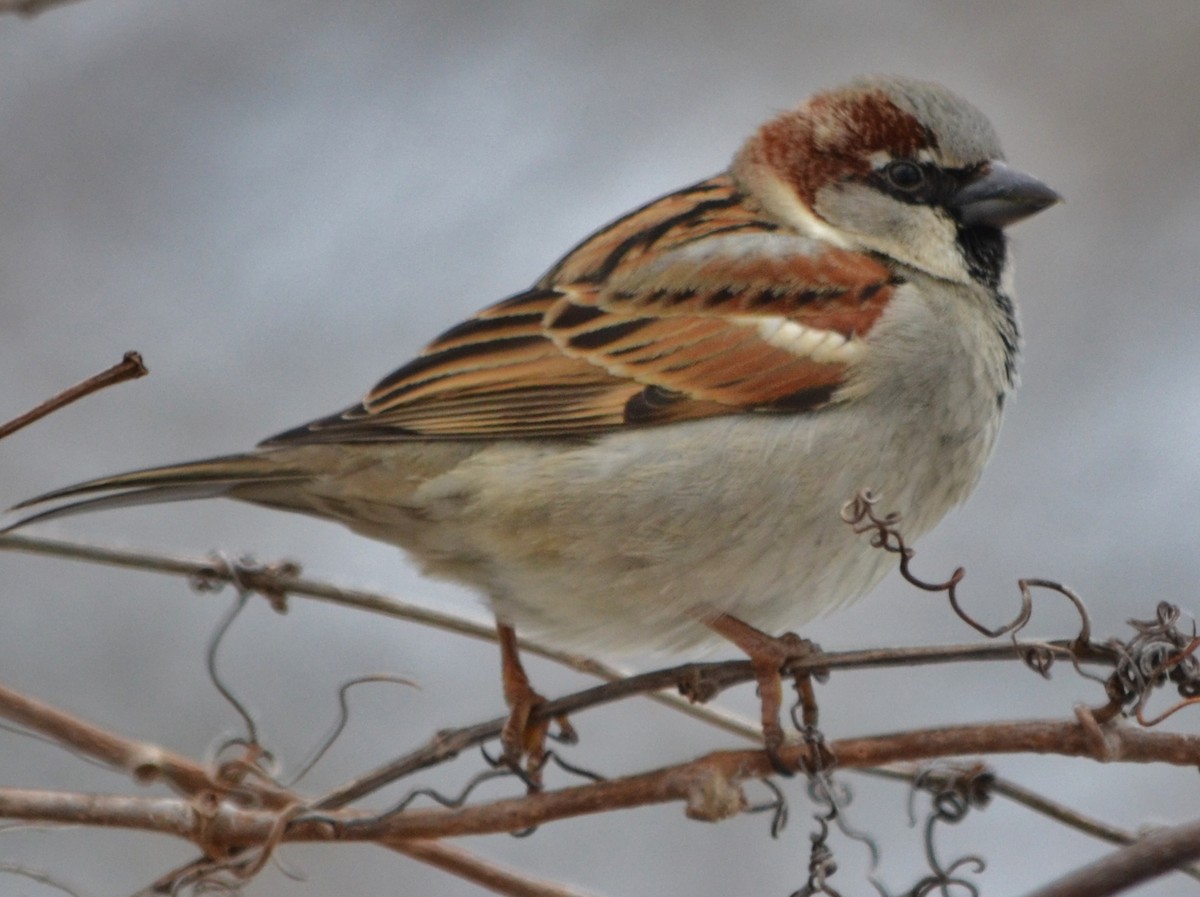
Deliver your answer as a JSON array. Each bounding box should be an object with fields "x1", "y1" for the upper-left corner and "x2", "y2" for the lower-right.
[
  {"x1": 263, "y1": 288, "x2": 648, "y2": 442},
  {"x1": 263, "y1": 175, "x2": 898, "y2": 445}
]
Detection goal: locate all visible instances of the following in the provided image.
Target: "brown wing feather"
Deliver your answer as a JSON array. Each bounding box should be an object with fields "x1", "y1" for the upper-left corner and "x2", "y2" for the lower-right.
[{"x1": 261, "y1": 175, "x2": 898, "y2": 445}]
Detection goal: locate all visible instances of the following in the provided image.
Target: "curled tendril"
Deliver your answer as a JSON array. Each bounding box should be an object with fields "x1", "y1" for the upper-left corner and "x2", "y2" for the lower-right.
[
  {"x1": 188, "y1": 878, "x2": 240, "y2": 896},
  {"x1": 159, "y1": 800, "x2": 310, "y2": 896},
  {"x1": 478, "y1": 741, "x2": 544, "y2": 797},
  {"x1": 789, "y1": 814, "x2": 844, "y2": 897},
  {"x1": 266, "y1": 847, "x2": 309, "y2": 883},
  {"x1": 336, "y1": 743, "x2": 606, "y2": 841},
  {"x1": 916, "y1": 766, "x2": 993, "y2": 821},
  {"x1": 538, "y1": 749, "x2": 606, "y2": 783},
  {"x1": 194, "y1": 553, "x2": 316, "y2": 792},
  {"x1": 361, "y1": 761, "x2": 518, "y2": 823},
  {"x1": 746, "y1": 777, "x2": 790, "y2": 837},
  {"x1": 898, "y1": 765, "x2": 992, "y2": 897},
  {"x1": 1107, "y1": 603, "x2": 1200, "y2": 725},
  {"x1": 791, "y1": 764, "x2": 886, "y2": 897},
  {"x1": 211, "y1": 739, "x2": 280, "y2": 802},
  {"x1": 791, "y1": 725, "x2": 835, "y2": 779},
  {"x1": 194, "y1": 552, "x2": 302, "y2": 765},
  {"x1": 911, "y1": 866, "x2": 984, "y2": 897},
  {"x1": 841, "y1": 492, "x2": 1095, "y2": 681},
  {"x1": 204, "y1": 588, "x2": 261, "y2": 747},
  {"x1": 287, "y1": 674, "x2": 420, "y2": 786},
  {"x1": 477, "y1": 740, "x2": 604, "y2": 799}
]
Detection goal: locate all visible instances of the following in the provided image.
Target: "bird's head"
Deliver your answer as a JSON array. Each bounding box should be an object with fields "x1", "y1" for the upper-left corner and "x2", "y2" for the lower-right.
[{"x1": 732, "y1": 75, "x2": 1060, "y2": 288}]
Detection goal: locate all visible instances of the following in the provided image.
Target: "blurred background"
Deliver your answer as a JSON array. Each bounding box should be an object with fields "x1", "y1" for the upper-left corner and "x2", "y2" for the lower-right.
[{"x1": 1, "y1": 1, "x2": 1198, "y2": 894}]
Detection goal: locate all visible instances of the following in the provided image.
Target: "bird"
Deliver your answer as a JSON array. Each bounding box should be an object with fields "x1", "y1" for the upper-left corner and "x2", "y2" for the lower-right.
[{"x1": 7, "y1": 75, "x2": 1059, "y2": 775}]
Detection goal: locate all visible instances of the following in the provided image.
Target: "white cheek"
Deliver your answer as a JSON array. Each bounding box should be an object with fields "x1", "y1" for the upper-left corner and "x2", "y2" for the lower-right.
[
  {"x1": 900, "y1": 210, "x2": 974, "y2": 283},
  {"x1": 753, "y1": 171, "x2": 856, "y2": 248},
  {"x1": 815, "y1": 182, "x2": 973, "y2": 284}
]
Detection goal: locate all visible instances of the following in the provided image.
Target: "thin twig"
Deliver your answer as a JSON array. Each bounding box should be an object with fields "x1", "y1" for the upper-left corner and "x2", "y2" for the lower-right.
[
  {"x1": 991, "y1": 777, "x2": 1200, "y2": 884},
  {"x1": 0, "y1": 352, "x2": 147, "y2": 441},
  {"x1": 393, "y1": 840, "x2": 601, "y2": 897},
  {"x1": 4, "y1": 718, "x2": 1200, "y2": 848},
  {"x1": 0, "y1": 681, "x2": 293, "y2": 807},
  {"x1": 0, "y1": 682, "x2": 211, "y2": 796},
  {"x1": 0, "y1": 532, "x2": 1127, "y2": 808},
  {"x1": 0, "y1": 533, "x2": 590, "y2": 661},
  {"x1": 353, "y1": 719, "x2": 1200, "y2": 841},
  {"x1": 863, "y1": 764, "x2": 1200, "y2": 884},
  {"x1": 0, "y1": 862, "x2": 83, "y2": 897},
  {"x1": 1019, "y1": 815, "x2": 1200, "y2": 897},
  {"x1": 13, "y1": 634, "x2": 1175, "y2": 837},
  {"x1": 0, "y1": 534, "x2": 1120, "y2": 756},
  {"x1": 3, "y1": 534, "x2": 1190, "y2": 893},
  {"x1": 4, "y1": 532, "x2": 766, "y2": 747},
  {"x1": 137, "y1": 834, "x2": 601, "y2": 897},
  {"x1": 312, "y1": 639, "x2": 1113, "y2": 810}
]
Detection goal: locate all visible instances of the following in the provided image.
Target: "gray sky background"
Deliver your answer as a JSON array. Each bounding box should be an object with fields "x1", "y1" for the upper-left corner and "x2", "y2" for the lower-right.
[{"x1": 2, "y1": 2, "x2": 1199, "y2": 895}]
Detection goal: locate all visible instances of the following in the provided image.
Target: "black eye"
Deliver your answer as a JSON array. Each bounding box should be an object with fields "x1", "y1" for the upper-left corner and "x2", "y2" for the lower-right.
[{"x1": 884, "y1": 160, "x2": 925, "y2": 192}]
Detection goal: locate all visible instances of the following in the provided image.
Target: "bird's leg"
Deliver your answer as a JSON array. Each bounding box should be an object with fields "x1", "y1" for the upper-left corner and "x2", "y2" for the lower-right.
[
  {"x1": 497, "y1": 621, "x2": 547, "y2": 774},
  {"x1": 705, "y1": 613, "x2": 822, "y2": 775},
  {"x1": 496, "y1": 621, "x2": 576, "y2": 784}
]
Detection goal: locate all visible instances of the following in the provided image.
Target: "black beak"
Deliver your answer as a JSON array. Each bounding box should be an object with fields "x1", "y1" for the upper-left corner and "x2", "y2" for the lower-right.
[{"x1": 953, "y1": 161, "x2": 1061, "y2": 229}]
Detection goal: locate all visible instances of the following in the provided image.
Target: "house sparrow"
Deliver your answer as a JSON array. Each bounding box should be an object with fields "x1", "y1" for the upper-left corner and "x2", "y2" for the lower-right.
[{"x1": 8, "y1": 76, "x2": 1059, "y2": 772}]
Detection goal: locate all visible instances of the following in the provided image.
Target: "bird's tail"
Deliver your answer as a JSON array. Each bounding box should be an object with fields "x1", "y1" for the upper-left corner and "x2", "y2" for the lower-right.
[{"x1": 3, "y1": 453, "x2": 312, "y2": 532}]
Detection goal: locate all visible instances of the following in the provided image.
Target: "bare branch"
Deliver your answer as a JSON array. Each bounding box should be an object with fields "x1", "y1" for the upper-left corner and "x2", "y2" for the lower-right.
[
  {"x1": 347, "y1": 720, "x2": 1200, "y2": 841},
  {"x1": 312, "y1": 637, "x2": 1117, "y2": 809},
  {"x1": 0, "y1": 533, "x2": 613, "y2": 672},
  {"x1": 0, "y1": 352, "x2": 147, "y2": 441},
  {"x1": 5, "y1": 505, "x2": 1198, "y2": 894},
  {"x1": 393, "y1": 840, "x2": 602, "y2": 897},
  {"x1": 865, "y1": 763, "x2": 1200, "y2": 884},
  {"x1": 4, "y1": 717, "x2": 1199, "y2": 850},
  {"x1": 991, "y1": 776, "x2": 1200, "y2": 884},
  {"x1": 0, "y1": 788, "x2": 198, "y2": 836},
  {"x1": 0, "y1": 532, "x2": 1123, "y2": 768},
  {"x1": 0, "y1": 681, "x2": 212, "y2": 795},
  {"x1": 0, "y1": 681, "x2": 294, "y2": 808},
  {"x1": 1019, "y1": 815, "x2": 1200, "y2": 897}
]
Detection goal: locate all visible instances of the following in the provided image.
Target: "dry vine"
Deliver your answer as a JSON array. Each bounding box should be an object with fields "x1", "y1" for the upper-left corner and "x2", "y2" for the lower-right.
[
  {"x1": 3, "y1": 370, "x2": 1200, "y2": 896},
  {"x1": 4, "y1": 524, "x2": 1200, "y2": 896}
]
